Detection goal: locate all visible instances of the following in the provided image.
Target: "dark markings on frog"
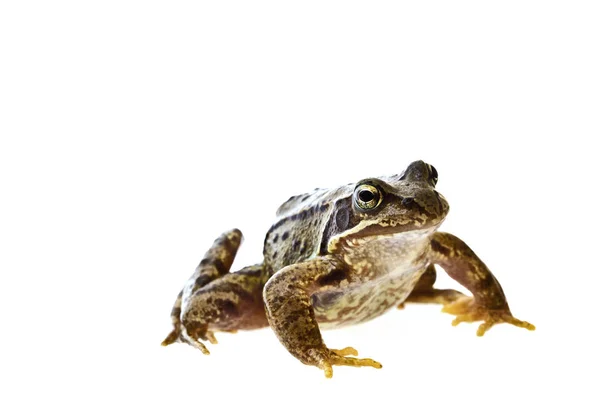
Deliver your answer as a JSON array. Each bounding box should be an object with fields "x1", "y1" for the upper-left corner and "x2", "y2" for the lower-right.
[
  {"x1": 236, "y1": 266, "x2": 264, "y2": 278},
  {"x1": 201, "y1": 258, "x2": 227, "y2": 275},
  {"x1": 208, "y1": 282, "x2": 257, "y2": 304},
  {"x1": 319, "y1": 198, "x2": 360, "y2": 255},
  {"x1": 214, "y1": 299, "x2": 238, "y2": 316},
  {"x1": 335, "y1": 207, "x2": 349, "y2": 230},
  {"x1": 317, "y1": 269, "x2": 347, "y2": 286},
  {"x1": 430, "y1": 238, "x2": 451, "y2": 257},
  {"x1": 195, "y1": 275, "x2": 212, "y2": 288}
]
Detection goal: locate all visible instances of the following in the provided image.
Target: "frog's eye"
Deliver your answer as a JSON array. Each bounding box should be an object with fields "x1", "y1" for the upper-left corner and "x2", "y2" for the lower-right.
[{"x1": 354, "y1": 184, "x2": 383, "y2": 210}]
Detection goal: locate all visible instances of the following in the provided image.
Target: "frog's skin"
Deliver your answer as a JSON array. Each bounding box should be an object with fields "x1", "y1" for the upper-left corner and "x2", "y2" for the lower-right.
[{"x1": 162, "y1": 160, "x2": 535, "y2": 378}]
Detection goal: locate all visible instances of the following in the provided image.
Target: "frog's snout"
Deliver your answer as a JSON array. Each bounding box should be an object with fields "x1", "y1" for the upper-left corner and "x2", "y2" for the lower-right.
[{"x1": 401, "y1": 160, "x2": 438, "y2": 187}]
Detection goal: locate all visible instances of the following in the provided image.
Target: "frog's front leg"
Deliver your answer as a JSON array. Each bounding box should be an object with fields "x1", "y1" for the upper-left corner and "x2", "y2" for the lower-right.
[
  {"x1": 429, "y1": 232, "x2": 535, "y2": 336},
  {"x1": 263, "y1": 257, "x2": 382, "y2": 378}
]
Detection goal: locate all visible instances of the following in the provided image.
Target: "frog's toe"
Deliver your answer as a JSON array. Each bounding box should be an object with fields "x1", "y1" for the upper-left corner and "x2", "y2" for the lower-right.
[
  {"x1": 475, "y1": 313, "x2": 536, "y2": 337},
  {"x1": 322, "y1": 348, "x2": 382, "y2": 378},
  {"x1": 204, "y1": 331, "x2": 218, "y2": 345},
  {"x1": 330, "y1": 347, "x2": 359, "y2": 357},
  {"x1": 161, "y1": 328, "x2": 180, "y2": 347},
  {"x1": 319, "y1": 360, "x2": 334, "y2": 379},
  {"x1": 186, "y1": 336, "x2": 211, "y2": 355},
  {"x1": 329, "y1": 352, "x2": 382, "y2": 370},
  {"x1": 509, "y1": 317, "x2": 536, "y2": 332}
]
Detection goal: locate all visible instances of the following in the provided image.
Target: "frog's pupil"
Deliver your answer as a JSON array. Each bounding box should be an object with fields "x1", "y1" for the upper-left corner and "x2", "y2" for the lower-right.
[{"x1": 359, "y1": 190, "x2": 375, "y2": 203}]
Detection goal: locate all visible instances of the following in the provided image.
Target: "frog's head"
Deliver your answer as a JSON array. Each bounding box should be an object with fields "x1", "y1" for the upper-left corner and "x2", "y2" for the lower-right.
[{"x1": 347, "y1": 160, "x2": 449, "y2": 236}]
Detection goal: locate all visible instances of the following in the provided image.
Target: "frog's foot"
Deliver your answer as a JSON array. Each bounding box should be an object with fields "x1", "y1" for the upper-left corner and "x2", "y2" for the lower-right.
[
  {"x1": 442, "y1": 297, "x2": 536, "y2": 336},
  {"x1": 398, "y1": 288, "x2": 466, "y2": 309},
  {"x1": 317, "y1": 347, "x2": 382, "y2": 379}
]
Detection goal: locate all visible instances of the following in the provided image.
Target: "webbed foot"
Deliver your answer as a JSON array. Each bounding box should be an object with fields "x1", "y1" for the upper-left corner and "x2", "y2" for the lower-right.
[{"x1": 442, "y1": 297, "x2": 536, "y2": 336}]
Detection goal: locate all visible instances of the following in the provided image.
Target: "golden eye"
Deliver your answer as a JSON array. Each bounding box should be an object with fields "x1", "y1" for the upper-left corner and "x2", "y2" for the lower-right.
[{"x1": 354, "y1": 184, "x2": 382, "y2": 210}]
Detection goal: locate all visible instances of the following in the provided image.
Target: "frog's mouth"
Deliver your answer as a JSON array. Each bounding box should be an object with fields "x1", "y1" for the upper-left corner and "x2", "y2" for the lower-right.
[
  {"x1": 350, "y1": 218, "x2": 443, "y2": 238},
  {"x1": 327, "y1": 218, "x2": 442, "y2": 253}
]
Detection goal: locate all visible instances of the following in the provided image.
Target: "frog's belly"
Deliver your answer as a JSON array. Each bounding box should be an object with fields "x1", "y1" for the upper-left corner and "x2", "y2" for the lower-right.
[{"x1": 312, "y1": 265, "x2": 427, "y2": 329}]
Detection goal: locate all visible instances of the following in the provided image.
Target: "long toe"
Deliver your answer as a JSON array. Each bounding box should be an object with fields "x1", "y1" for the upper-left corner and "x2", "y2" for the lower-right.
[{"x1": 161, "y1": 329, "x2": 180, "y2": 346}]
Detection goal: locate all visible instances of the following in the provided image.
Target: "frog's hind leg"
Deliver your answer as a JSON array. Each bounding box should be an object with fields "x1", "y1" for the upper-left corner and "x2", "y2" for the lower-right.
[
  {"x1": 180, "y1": 264, "x2": 269, "y2": 354},
  {"x1": 161, "y1": 229, "x2": 243, "y2": 347},
  {"x1": 397, "y1": 264, "x2": 466, "y2": 309}
]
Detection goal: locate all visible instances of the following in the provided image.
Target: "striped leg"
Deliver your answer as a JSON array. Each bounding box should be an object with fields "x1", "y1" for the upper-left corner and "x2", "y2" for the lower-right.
[{"x1": 161, "y1": 229, "x2": 243, "y2": 347}]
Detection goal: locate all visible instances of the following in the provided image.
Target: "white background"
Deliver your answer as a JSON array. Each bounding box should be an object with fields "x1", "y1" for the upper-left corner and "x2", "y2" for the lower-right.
[{"x1": 1, "y1": 1, "x2": 598, "y2": 399}]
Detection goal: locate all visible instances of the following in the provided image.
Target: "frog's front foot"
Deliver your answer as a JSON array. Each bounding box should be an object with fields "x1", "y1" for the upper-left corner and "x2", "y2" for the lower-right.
[
  {"x1": 442, "y1": 297, "x2": 535, "y2": 336},
  {"x1": 312, "y1": 346, "x2": 382, "y2": 378}
]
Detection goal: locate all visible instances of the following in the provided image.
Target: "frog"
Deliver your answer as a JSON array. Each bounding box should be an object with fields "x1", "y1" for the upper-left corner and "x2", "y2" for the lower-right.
[{"x1": 161, "y1": 160, "x2": 535, "y2": 378}]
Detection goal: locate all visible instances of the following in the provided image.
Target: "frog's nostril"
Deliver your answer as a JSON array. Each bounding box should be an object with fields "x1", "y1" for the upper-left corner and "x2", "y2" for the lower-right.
[{"x1": 402, "y1": 197, "x2": 414, "y2": 206}]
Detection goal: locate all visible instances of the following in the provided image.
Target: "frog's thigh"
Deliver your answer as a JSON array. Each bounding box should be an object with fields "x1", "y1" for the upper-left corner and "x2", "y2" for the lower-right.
[
  {"x1": 401, "y1": 264, "x2": 465, "y2": 307},
  {"x1": 180, "y1": 265, "x2": 269, "y2": 353},
  {"x1": 162, "y1": 229, "x2": 243, "y2": 347},
  {"x1": 263, "y1": 258, "x2": 382, "y2": 378}
]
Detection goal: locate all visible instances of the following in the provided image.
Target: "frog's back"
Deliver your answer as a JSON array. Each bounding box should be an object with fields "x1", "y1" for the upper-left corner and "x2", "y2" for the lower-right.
[{"x1": 262, "y1": 185, "x2": 352, "y2": 276}]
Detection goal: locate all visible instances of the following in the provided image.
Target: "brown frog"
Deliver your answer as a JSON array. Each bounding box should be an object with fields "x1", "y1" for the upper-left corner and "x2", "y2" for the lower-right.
[{"x1": 162, "y1": 160, "x2": 534, "y2": 378}]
